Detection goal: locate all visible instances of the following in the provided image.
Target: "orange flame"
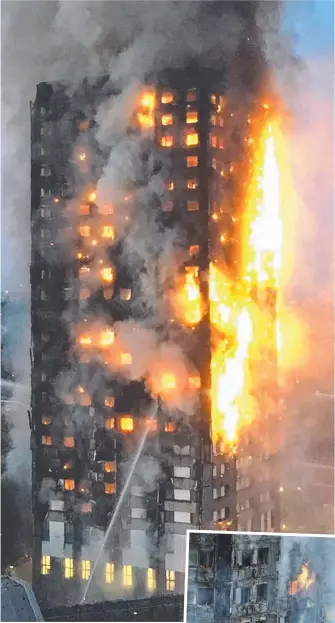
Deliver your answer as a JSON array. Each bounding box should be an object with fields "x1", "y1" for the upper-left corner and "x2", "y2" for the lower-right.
[
  {"x1": 173, "y1": 266, "x2": 204, "y2": 327},
  {"x1": 288, "y1": 561, "x2": 316, "y2": 595},
  {"x1": 137, "y1": 91, "x2": 155, "y2": 129}
]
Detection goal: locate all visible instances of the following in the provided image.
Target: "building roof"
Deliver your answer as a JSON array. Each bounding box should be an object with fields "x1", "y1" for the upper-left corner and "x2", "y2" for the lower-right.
[{"x1": 1, "y1": 575, "x2": 44, "y2": 622}]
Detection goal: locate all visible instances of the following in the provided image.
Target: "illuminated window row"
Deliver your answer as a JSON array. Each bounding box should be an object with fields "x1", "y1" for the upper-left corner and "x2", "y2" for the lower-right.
[
  {"x1": 160, "y1": 89, "x2": 197, "y2": 104},
  {"x1": 160, "y1": 131, "x2": 199, "y2": 148},
  {"x1": 79, "y1": 224, "x2": 115, "y2": 240},
  {"x1": 165, "y1": 178, "x2": 198, "y2": 190},
  {"x1": 79, "y1": 287, "x2": 131, "y2": 302},
  {"x1": 161, "y1": 111, "x2": 198, "y2": 126}
]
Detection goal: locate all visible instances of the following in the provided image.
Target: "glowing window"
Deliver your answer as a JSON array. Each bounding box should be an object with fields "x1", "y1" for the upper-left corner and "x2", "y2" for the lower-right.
[
  {"x1": 81, "y1": 502, "x2": 92, "y2": 513},
  {"x1": 120, "y1": 288, "x2": 132, "y2": 301},
  {"x1": 64, "y1": 436, "x2": 75, "y2": 448},
  {"x1": 105, "y1": 482, "x2": 116, "y2": 495},
  {"x1": 41, "y1": 555, "x2": 51, "y2": 575},
  {"x1": 123, "y1": 565, "x2": 133, "y2": 587},
  {"x1": 186, "y1": 89, "x2": 197, "y2": 102},
  {"x1": 219, "y1": 95, "x2": 225, "y2": 106},
  {"x1": 64, "y1": 558, "x2": 74, "y2": 579},
  {"x1": 79, "y1": 266, "x2": 90, "y2": 276},
  {"x1": 79, "y1": 335, "x2": 92, "y2": 346},
  {"x1": 187, "y1": 200, "x2": 199, "y2": 212},
  {"x1": 88, "y1": 191, "x2": 96, "y2": 203},
  {"x1": 79, "y1": 225, "x2": 91, "y2": 237},
  {"x1": 99, "y1": 328, "x2": 115, "y2": 347},
  {"x1": 210, "y1": 135, "x2": 218, "y2": 148},
  {"x1": 186, "y1": 156, "x2": 198, "y2": 168},
  {"x1": 121, "y1": 353, "x2": 132, "y2": 365},
  {"x1": 104, "y1": 461, "x2": 116, "y2": 473},
  {"x1": 165, "y1": 422, "x2": 175, "y2": 433},
  {"x1": 120, "y1": 416, "x2": 134, "y2": 432},
  {"x1": 189, "y1": 375, "x2": 201, "y2": 389},
  {"x1": 212, "y1": 158, "x2": 217, "y2": 170},
  {"x1": 105, "y1": 417, "x2": 115, "y2": 430},
  {"x1": 79, "y1": 392, "x2": 91, "y2": 407},
  {"x1": 161, "y1": 92, "x2": 174, "y2": 104},
  {"x1": 64, "y1": 479, "x2": 75, "y2": 491},
  {"x1": 80, "y1": 204, "x2": 90, "y2": 215},
  {"x1": 160, "y1": 135, "x2": 174, "y2": 148},
  {"x1": 82, "y1": 560, "x2": 90, "y2": 580},
  {"x1": 165, "y1": 180, "x2": 174, "y2": 191},
  {"x1": 166, "y1": 569, "x2": 176, "y2": 591},
  {"x1": 145, "y1": 419, "x2": 158, "y2": 432},
  {"x1": 219, "y1": 139, "x2": 224, "y2": 149},
  {"x1": 189, "y1": 245, "x2": 200, "y2": 256},
  {"x1": 101, "y1": 225, "x2": 115, "y2": 240},
  {"x1": 147, "y1": 567, "x2": 156, "y2": 591},
  {"x1": 186, "y1": 111, "x2": 198, "y2": 124},
  {"x1": 186, "y1": 179, "x2": 198, "y2": 190},
  {"x1": 211, "y1": 114, "x2": 217, "y2": 126},
  {"x1": 105, "y1": 396, "x2": 115, "y2": 408},
  {"x1": 42, "y1": 416, "x2": 52, "y2": 425},
  {"x1": 106, "y1": 562, "x2": 115, "y2": 584},
  {"x1": 161, "y1": 114, "x2": 173, "y2": 126},
  {"x1": 101, "y1": 267, "x2": 114, "y2": 283},
  {"x1": 185, "y1": 132, "x2": 199, "y2": 147},
  {"x1": 42, "y1": 435, "x2": 52, "y2": 446},
  {"x1": 210, "y1": 94, "x2": 217, "y2": 104}
]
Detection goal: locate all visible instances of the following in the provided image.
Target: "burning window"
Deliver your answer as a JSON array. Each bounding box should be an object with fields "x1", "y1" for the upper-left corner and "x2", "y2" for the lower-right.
[
  {"x1": 41, "y1": 555, "x2": 51, "y2": 575},
  {"x1": 123, "y1": 565, "x2": 133, "y2": 587},
  {"x1": 119, "y1": 416, "x2": 134, "y2": 432},
  {"x1": 219, "y1": 138, "x2": 224, "y2": 149},
  {"x1": 189, "y1": 245, "x2": 200, "y2": 256},
  {"x1": 120, "y1": 288, "x2": 132, "y2": 301},
  {"x1": 99, "y1": 328, "x2": 115, "y2": 347},
  {"x1": 105, "y1": 417, "x2": 115, "y2": 430},
  {"x1": 78, "y1": 151, "x2": 87, "y2": 162},
  {"x1": 101, "y1": 225, "x2": 115, "y2": 240},
  {"x1": 79, "y1": 391, "x2": 91, "y2": 407},
  {"x1": 42, "y1": 435, "x2": 52, "y2": 446},
  {"x1": 187, "y1": 178, "x2": 198, "y2": 190},
  {"x1": 145, "y1": 418, "x2": 158, "y2": 432},
  {"x1": 42, "y1": 416, "x2": 52, "y2": 425},
  {"x1": 78, "y1": 119, "x2": 90, "y2": 131},
  {"x1": 121, "y1": 352, "x2": 132, "y2": 365},
  {"x1": 160, "y1": 135, "x2": 174, "y2": 148},
  {"x1": 210, "y1": 134, "x2": 218, "y2": 148},
  {"x1": 166, "y1": 570, "x2": 176, "y2": 591},
  {"x1": 187, "y1": 200, "x2": 199, "y2": 212},
  {"x1": 79, "y1": 225, "x2": 91, "y2": 238},
  {"x1": 211, "y1": 114, "x2": 217, "y2": 126},
  {"x1": 82, "y1": 560, "x2": 91, "y2": 581},
  {"x1": 189, "y1": 375, "x2": 201, "y2": 389},
  {"x1": 210, "y1": 94, "x2": 217, "y2": 104},
  {"x1": 185, "y1": 132, "x2": 199, "y2": 147},
  {"x1": 186, "y1": 156, "x2": 198, "y2": 168},
  {"x1": 104, "y1": 461, "x2": 116, "y2": 473},
  {"x1": 161, "y1": 113, "x2": 173, "y2": 126},
  {"x1": 105, "y1": 482, "x2": 116, "y2": 495},
  {"x1": 82, "y1": 502, "x2": 92, "y2": 513},
  {"x1": 165, "y1": 422, "x2": 175, "y2": 433},
  {"x1": 64, "y1": 479, "x2": 75, "y2": 491},
  {"x1": 64, "y1": 436, "x2": 75, "y2": 448},
  {"x1": 137, "y1": 92, "x2": 155, "y2": 128},
  {"x1": 100, "y1": 266, "x2": 114, "y2": 283},
  {"x1": 80, "y1": 204, "x2": 90, "y2": 215},
  {"x1": 161, "y1": 91, "x2": 174, "y2": 104},
  {"x1": 79, "y1": 335, "x2": 92, "y2": 346},
  {"x1": 88, "y1": 191, "x2": 96, "y2": 203},
  {"x1": 165, "y1": 179, "x2": 174, "y2": 191},
  {"x1": 106, "y1": 562, "x2": 115, "y2": 584},
  {"x1": 64, "y1": 558, "x2": 74, "y2": 579},
  {"x1": 186, "y1": 89, "x2": 197, "y2": 102},
  {"x1": 186, "y1": 111, "x2": 198, "y2": 124},
  {"x1": 147, "y1": 568, "x2": 156, "y2": 591},
  {"x1": 105, "y1": 396, "x2": 115, "y2": 408}
]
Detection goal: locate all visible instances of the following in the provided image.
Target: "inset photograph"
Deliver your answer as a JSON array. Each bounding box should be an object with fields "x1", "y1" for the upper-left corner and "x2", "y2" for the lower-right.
[{"x1": 185, "y1": 531, "x2": 335, "y2": 623}]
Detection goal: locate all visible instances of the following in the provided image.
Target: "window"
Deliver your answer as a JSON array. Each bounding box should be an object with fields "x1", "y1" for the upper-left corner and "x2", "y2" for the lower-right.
[
  {"x1": 147, "y1": 567, "x2": 156, "y2": 591},
  {"x1": 246, "y1": 518, "x2": 252, "y2": 531},
  {"x1": 258, "y1": 547, "x2": 269, "y2": 565},
  {"x1": 79, "y1": 225, "x2": 91, "y2": 237},
  {"x1": 120, "y1": 353, "x2": 132, "y2": 365},
  {"x1": 82, "y1": 560, "x2": 90, "y2": 580},
  {"x1": 220, "y1": 508, "x2": 226, "y2": 520},
  {"x1": 186, "y1": 89, "x2": 197, "y2": 102},
  {"x1": 41, "y1": 167, "x2": 51, "y2": 177},
  {"x1": 166, "y1": 570, "x2": 176, "y2": 591},
  {"x1": 189, "y1": 245, "x2": 200, "y2": 257},
  {"x1": 42, "y1": 435, "x2": 52, "y2": 446},
  {"x1": 161, "y1": 91, "x2": 174, "y2": 104},
  {"x1": 165, "y1": 180, "x2": 174, "y2": 191},
  {"x1": 131, "y1": 507, "x2": 147, "y2": 519},
  {"x1": 80, "y1": 204, "x2": 90, "y2": 215},
  {"x1": 105, "y1": 417, "x2": 115, "y2": 430},
  {"x1": 243, "y1": 550, "x2": 253, "y2": 566},
  {"x1": 186, "y1": 111, "x2": 198, "y2": 124},
  {"x1": 120, "y1": 288, "x2": 132, "y2": 301},
  {"x1": 219, "y1": 138, "x2": 224, "y2": 149},
  {"x1": 186, "y1": 178, "x2": 198, "y2": 190},
  {"x1": 211, "y1": 114, "x2": 217, "y2": 126},
  {"x1": 174, "y1": 489, "x2": 191, "y2": 501},
  {"x1": 187, "y1": 200, "x2": 199, "y2": 212},
  {"x1": 241, "y1": 586, "x2": 250, "y2": 604},
  {"x1": 160, "y1": 135, "x2": 174, "y2": 148},
  {"x1": 220, "y1": 485, "x2": 226, "y2": 497},
  {"x1": 161, "y1": 113, "x2": 173, "y2": 126},
  {"x1": 189, "y1": 375, "x2": 201, "y2": 389},
  {"x1": 165, "y1": 421, "x2": 175, "y2": 432},
  {"x1": 119, "y1": 416, "x2": 134, "y2": 432},
  {"x1": 82, "y1": 502, "x2": 92, "y2": 513},
  {"x1": 106, "y1": 562, "x2": 115, "y2": 584},
  {"x1": 105, "y1": 396, "x2": 115, "y2": 408},
  {"x1": 174, "y1": 511, "x2": 191, "y2": 523},
  {"x1": 42, "y1": 416, "x2": 52, "y2": 426},
  {"x1": 162, "y1": 200, "x2": 173, "y2": 212},
  {"x1": 123, "y1": 565, "x2": 133, "y2": 587},
  {"x1": 64, "y1": 558, "x2": 74, "y2": 579},
  {"x1": 257, "y1": 583, "x2": 268, "y2": 600},
  {"x1": 41, "y1": 555, "x2": 51, "y2": 575},
  {"x1": 64, "y1": 479, "x2": 75, "y2": 491},
  {"x1": 174, "y1": 466, "x2": 190, "y2": 478},
  {"x1": 213, "y1": 488, "x2": 218, "y2": 500},
  {"x1": 210, "y1": 94, "x2": 217, "y2": 104},
  {"x1": 186, "y1": 156, "x2": 198, "y2": 168},
  {"x1": 64, "y1": 436, "x2": 75, "y2": 448},
  {"x1": 210, "y1": 134, "x2": 217, "y2": 148},
  {"x1": 104, "y1": 461, "x2": 116, "y2": 473},
  {"x1": 101, "y1": 225, "x2": 115, "y2": 239},
  {"x1": 213, "y1": 511, "x2": 218, "y2": 522},
  {"x1": 212, "y1": 158, "x2": 217, "y2": 170},
  {"x1": 213, "y1": 465, "x2": 217, "y2": 477},
  {"x1": 185, "y1": 132, "x2": 199, "y2": 147},
  {"x1": 105, "y1": 482, "x2": 116, "y2": 495},
  {"x1": 220, "y1": 464, "x2": 225, "y2": 476}
]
